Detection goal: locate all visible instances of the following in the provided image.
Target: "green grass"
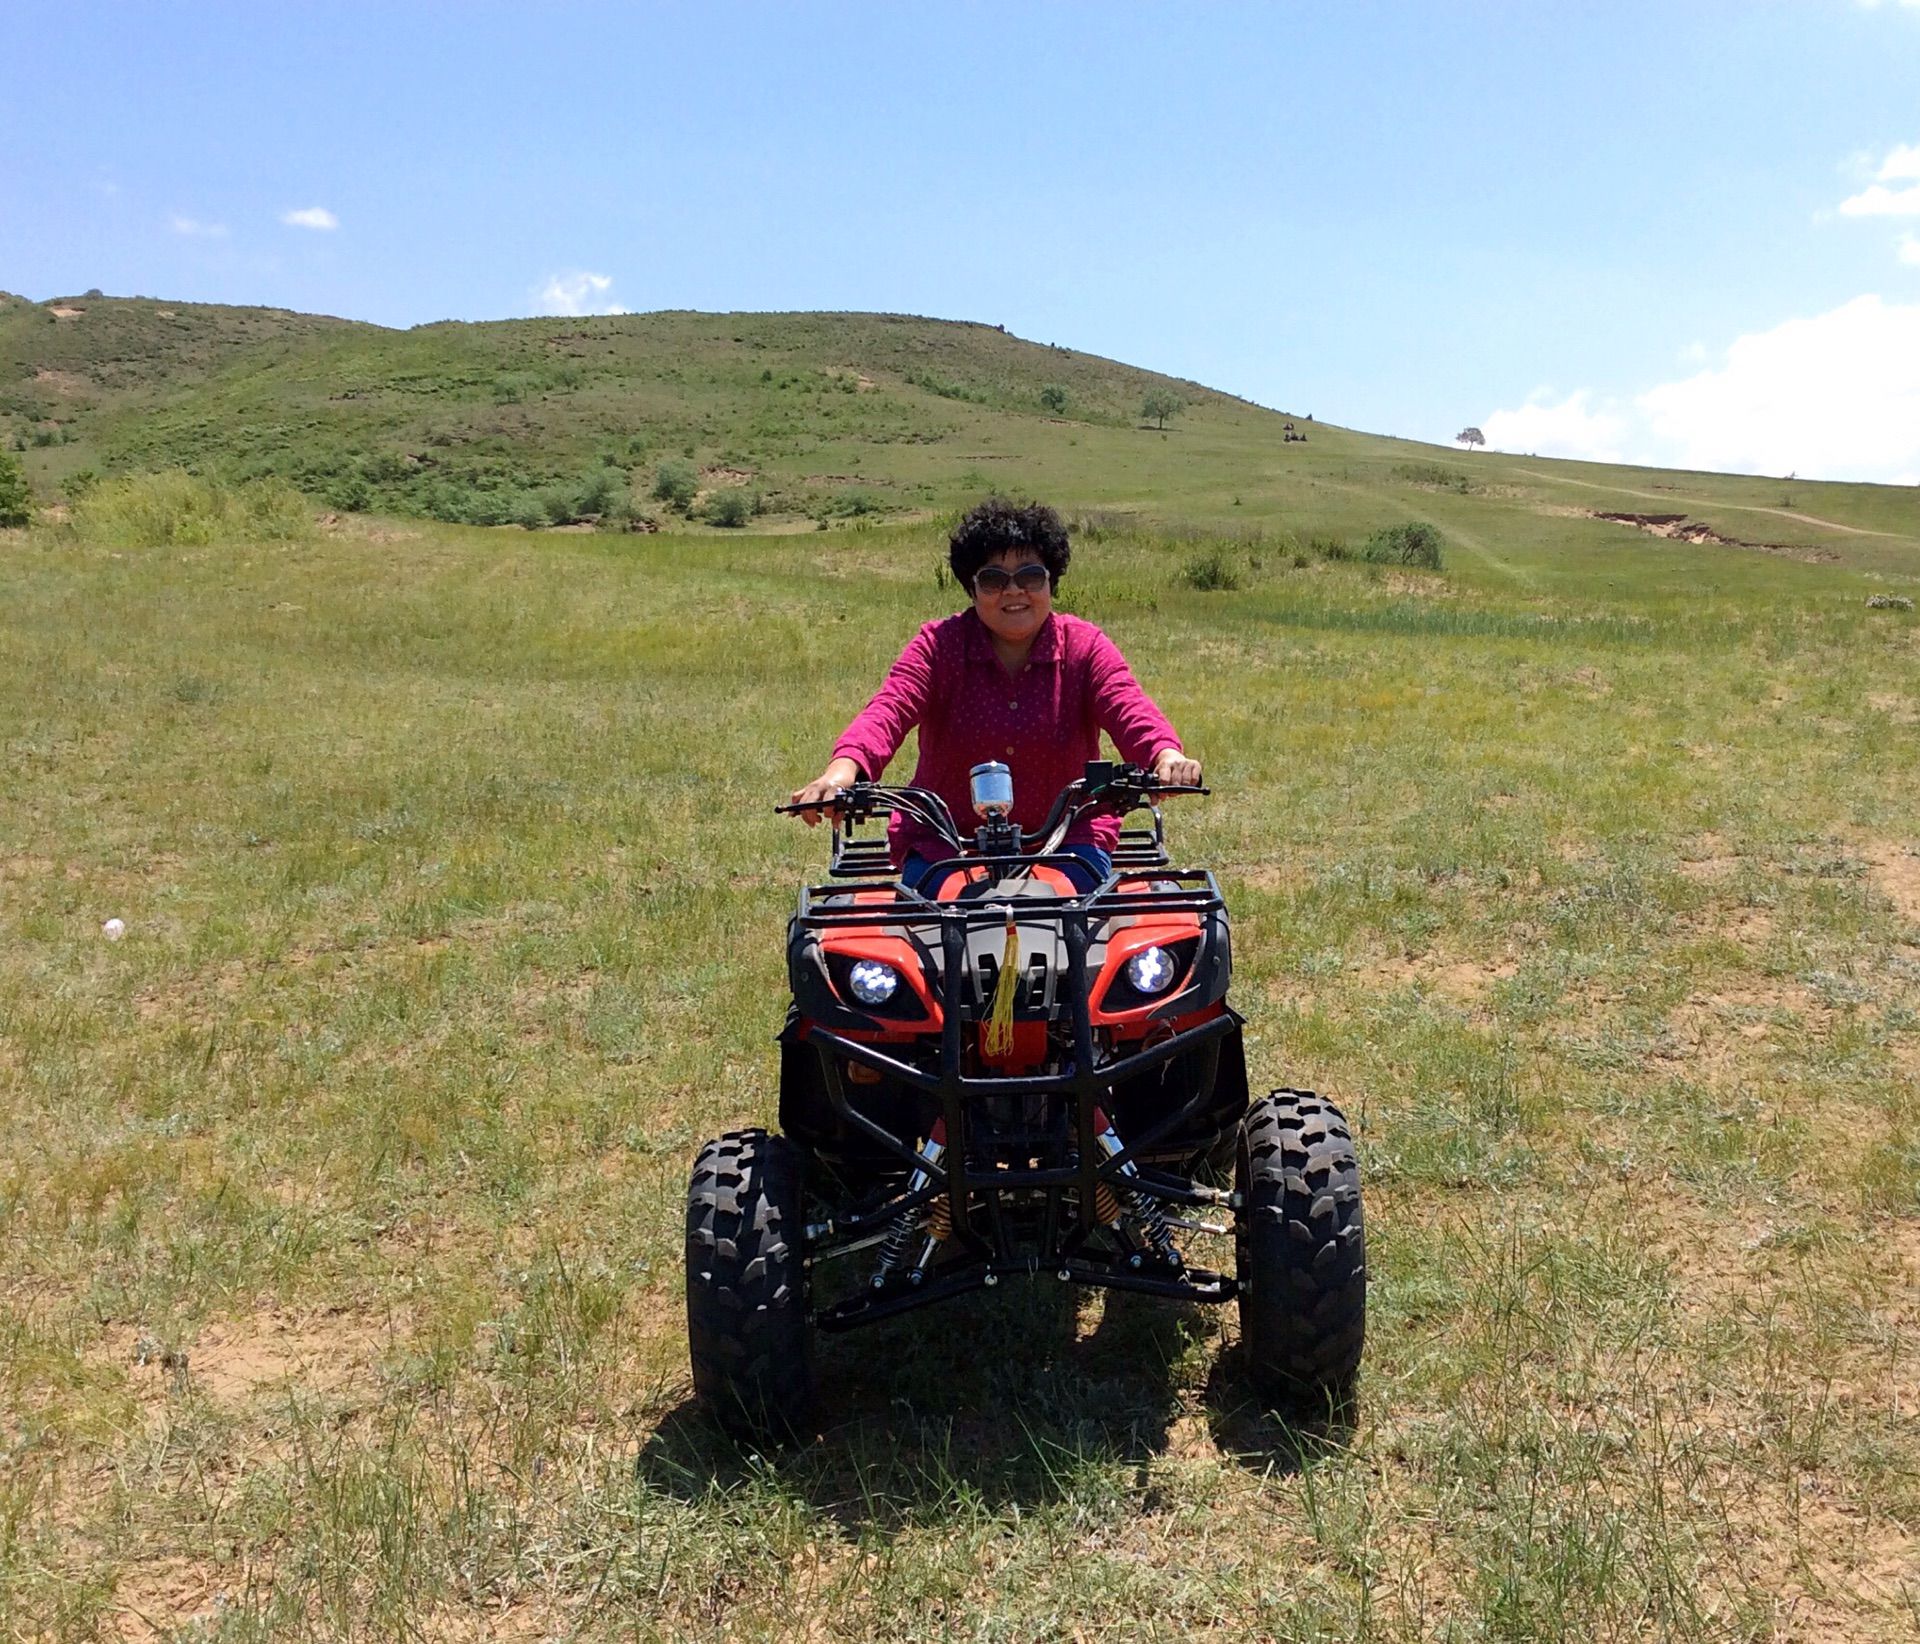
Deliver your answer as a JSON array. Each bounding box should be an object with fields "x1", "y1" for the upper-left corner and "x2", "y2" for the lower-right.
[{"x1": 2, "y1": 502, "x2": 1917, "y2": 1639}]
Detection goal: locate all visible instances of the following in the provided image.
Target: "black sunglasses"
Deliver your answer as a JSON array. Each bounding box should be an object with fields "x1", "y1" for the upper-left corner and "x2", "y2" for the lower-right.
[{"x1": 972, "y1": 563, "x2": 1050, "y2": 595}]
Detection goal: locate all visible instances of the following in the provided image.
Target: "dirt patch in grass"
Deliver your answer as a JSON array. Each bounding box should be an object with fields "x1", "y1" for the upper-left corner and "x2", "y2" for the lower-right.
[
  {"x1": 1666, "y1": 985, "x2": 1826, "y2": 1070},
  {"x1": 32, "y1": 367, "x2": 89, "y2": 394},
  {"x1": 1363, "y1": 950, "x2": 1520, "y2": 1007},
  {"x1": 110, "y1": 1556, "x2": 232, "y2": 1642},
  {"x1": 49, "y1": 304, "x2": 85, "y2": 321},
  {"x1": 1859, "y1": 839, "x2": 1920, "y2": 924},
  {"x1": 1676, "y1": 831, "x2": 1743, "y2": 883},
  {"x1": 103, "y1": 1308, "x2": 396, "y2": 1408},
  {"x1": 1588, "y1": 511, "x2": 1840, "y2": 564},
  {"x1": 187, "y1": 1309, "x2": 392, "y2": 1402}
]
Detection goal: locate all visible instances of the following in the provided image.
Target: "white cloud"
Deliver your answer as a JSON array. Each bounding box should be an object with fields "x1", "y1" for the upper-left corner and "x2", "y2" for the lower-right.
[
  {"x1": 280, "y1": 206, "x2": 339, "y2": 231},
  {"x1": 1678, "y1": 340, "x2": 1709, "y2": 365},
  {"x1": 1838, "y1": 143, "x2": 1920, "y2": 214},
  {"x1": 1839, "y1": 182, "x2": 1920, "y2": 217},
  {"x1": 1483, "y1": 295, "x2": 1920, "y2": 483},
  {"x1": 1638, "y1": 296, "x2": 1920, "y2": 481},
  {"x1": 537, "y1": 271, "x2": 628, "y2": 316},
  {"x1": 1900, "y1": 234, "x2": 1920, "y2": 266},
  {"x1": 169, "y1": 214, "x2": 228, "y2": 239},
  {"x1": 1879, "y1": 143, "x2": 1920, "y2": 181},
  {"x1": 1480, "y1": 390, "x2": 1627, "y2": 463}
]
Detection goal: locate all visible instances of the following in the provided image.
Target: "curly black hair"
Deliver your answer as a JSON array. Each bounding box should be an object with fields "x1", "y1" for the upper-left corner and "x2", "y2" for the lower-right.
[{"x1": 948, "y1": 497, "x2": 1072, "y2": 591}]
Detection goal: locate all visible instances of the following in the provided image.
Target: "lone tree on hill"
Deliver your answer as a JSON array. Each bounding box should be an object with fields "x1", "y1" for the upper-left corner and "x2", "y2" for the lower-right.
[
  {"x1": 1142, "y1": 388, "x2": 1183, "y2": 430},
  {"x1": 1456, "y1": 426, "x2": 1486, "y2": 452}
]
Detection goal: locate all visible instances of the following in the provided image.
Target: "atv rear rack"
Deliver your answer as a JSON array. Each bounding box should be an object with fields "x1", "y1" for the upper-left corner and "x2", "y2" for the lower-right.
[{"x1": 792, "y1": 867, "x2": 1242, "y2": 1329}]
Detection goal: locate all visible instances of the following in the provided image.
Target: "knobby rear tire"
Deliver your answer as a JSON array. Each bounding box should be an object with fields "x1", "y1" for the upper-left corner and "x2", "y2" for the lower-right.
[
  {"x1": 685, "y1": 1128, "x2": 815, "y2": 1441},
  {"x1": 1236, "y1": 1089, "x2": 1366, "y2": 1418}
]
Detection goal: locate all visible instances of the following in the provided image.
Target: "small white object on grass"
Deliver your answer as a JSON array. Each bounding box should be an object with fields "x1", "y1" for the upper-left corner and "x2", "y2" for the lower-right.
[{"x1": 102, "y1": 918, "x2": 126, "y2": 941}]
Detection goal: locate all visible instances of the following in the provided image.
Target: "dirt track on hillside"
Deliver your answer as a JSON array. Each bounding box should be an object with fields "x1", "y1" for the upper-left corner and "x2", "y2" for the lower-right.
[{"x1": 1512, "y1": 467, "x2": 1915, "y2": 541}]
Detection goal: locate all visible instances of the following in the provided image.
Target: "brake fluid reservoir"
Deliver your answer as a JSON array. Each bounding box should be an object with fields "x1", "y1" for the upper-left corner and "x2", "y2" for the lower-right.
[{"x1": 969, "y1": 761, "x2": 1014, "y2": 820}]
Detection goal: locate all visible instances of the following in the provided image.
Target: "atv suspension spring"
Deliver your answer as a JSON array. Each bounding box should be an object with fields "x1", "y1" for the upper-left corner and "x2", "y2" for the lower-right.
[
  {"x1": 1092, "y1": 1106, "x2": 1185, "y2": 1269},
  {"x1": 1125, "y1": 1188, "x2": 1184, "y2": 1268},
  {"x1": 871, "y1": 1121, "x2": 947, "y2": 1289}
]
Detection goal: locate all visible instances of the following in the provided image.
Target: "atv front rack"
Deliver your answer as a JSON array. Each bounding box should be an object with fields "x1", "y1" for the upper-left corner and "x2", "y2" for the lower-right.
[{"x1": 793, "y1": 867, "x2": 1242, "y2": 1329}]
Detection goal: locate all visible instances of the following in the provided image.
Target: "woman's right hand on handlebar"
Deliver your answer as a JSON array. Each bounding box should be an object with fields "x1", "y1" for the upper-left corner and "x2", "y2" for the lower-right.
[{"x1": 789, "y1": 757, "x2": 864, "y2": 826}]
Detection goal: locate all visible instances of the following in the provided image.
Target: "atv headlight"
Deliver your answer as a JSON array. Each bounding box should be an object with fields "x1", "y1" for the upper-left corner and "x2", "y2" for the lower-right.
[
  {"x1": 847, "y1": 959, "x2": 900, "y2": 1006},
  {"x1": 1125, "y1": 946, "x2": 1177, "y2": 997}
]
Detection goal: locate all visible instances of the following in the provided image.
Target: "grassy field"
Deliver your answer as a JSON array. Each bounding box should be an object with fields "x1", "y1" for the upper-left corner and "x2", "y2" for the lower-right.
[{"x1": 3, "y1": 490, "x2": 1918, "y2": 1640}]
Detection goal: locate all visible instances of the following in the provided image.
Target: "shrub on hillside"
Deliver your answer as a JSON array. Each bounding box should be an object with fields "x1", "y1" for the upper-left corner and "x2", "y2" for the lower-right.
[
  {"x1": 651, "y1": 460, "x2": 698, "y2": 512},
  {"x1": 703, "y1": 487, "x2": 754, "y2": 528},
  {"x1": 1179, "y1": 548, "x2": 1242, "y2": 591},
  {"x1": 1308, "y1": 532, "x2": 1351, "y2": 562},
  {"x1": 820, "y1": 488, "x2": 884, "y2": 520},
  {"x1": 325, "y1": 469, "x2": 374, "y2": 512},
  {"x1": 0, "y1": 449, "x2": 32, "y2": 527},
  {"x1": 575, "y1": 466, "x2": 626, "y2": 520},
  {"x1": 1039, "y1": 384, "x2": 1070, "y2": 414},
  {"x1": 66, "y1": 470, "x2": 314, "y2": 546},
  {"x1": 1361, "y1": 521, "x2": 1445, "y2": 569}
]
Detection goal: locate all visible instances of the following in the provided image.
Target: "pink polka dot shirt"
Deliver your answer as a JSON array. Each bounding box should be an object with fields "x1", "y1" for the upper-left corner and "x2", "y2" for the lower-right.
[{"x1": 832, "y1": 609, "x2": 1183, "y2": 867}]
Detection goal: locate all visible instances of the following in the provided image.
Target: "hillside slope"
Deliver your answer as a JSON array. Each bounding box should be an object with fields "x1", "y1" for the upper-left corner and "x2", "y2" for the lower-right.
[{"x1": 3, "y1": 294, "x2": 1917, "y2": 584}]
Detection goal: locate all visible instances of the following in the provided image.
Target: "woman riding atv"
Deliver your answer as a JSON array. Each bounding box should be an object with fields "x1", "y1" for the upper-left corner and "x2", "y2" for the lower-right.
[
  {"x1": 789, "y1": 497, "x2": 1203, "y2": 882},
  {"x1": 686, "y1": 499, "x2": 1365, "y2": 1437}
]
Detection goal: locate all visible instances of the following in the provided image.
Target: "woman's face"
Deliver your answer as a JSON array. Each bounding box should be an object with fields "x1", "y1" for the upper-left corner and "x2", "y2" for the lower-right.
[{"x1": 970, "y1": 546, "x2": 1053, "y2": 647}]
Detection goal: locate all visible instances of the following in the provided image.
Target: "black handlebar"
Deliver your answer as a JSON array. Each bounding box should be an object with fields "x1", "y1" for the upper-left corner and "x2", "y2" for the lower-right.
[{"x1": 776, "y1": 763, "x2": 1206, "y2": 854}]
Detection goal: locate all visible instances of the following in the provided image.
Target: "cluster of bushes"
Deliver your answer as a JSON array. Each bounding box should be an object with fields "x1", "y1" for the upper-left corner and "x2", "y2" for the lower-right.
[
  {"x1": 648, "y1": 460, "x2": 764, "y2": 527},
  {"x1": 7, "y1": 422, "x2": 74, "y2": 451},
  {"x1": 816, "y1": 486, "x2": 886, "y2": 521},
  {"x1": 904, "y1": 369, "x2": 994, "y2": 405},
  {"x1": 60, "y1": 469, "x2": 315, "y2": 546},
  {"x1": 0, "y1": 449, "x2": 31, "y2": 526},
  {"x1": 1175, "y1": 519, "x2": 1445, "y2": 590},
  {"x1": 1393, "y1": 462, "x2": 1476, "y2": 494},
  {"x1": 1360, "y1": 521, "x2": 1445, "y2": 568},
  {"x1": 195, "y1": 442, "x2": 645, "y2": 530}
]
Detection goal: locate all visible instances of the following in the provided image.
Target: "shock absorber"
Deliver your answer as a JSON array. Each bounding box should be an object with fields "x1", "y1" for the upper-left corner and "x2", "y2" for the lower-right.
[
  {"x1": 1093, "y1": 1108, "x2": 1184, "y2": 1269},
  {"x1": 871, "y1": 1119, "x2": 947, "y2": 1288}
]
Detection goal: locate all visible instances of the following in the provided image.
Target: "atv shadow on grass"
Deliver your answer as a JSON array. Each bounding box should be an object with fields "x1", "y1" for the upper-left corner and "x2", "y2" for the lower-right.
[
  {"x1": 639, "y1": 1281, "x2": 1342, "y2": 1526},
  {"x1": 641, "y1": 1285, "x2": 1188, "y2": 1524}
]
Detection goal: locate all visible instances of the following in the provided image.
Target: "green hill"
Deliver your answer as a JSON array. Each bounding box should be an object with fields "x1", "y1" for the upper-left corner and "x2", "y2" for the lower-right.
[{"x1": 4, "y1": 293, "x2": 1917, "y2": 587}]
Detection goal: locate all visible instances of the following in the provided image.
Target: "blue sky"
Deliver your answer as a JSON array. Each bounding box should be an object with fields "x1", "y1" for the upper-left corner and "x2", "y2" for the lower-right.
[{"x1": 6, "y1": 1, "x2": 1920, "y2": 480}]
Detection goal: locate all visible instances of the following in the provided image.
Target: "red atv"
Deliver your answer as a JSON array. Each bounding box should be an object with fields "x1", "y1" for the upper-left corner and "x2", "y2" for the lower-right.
[{"x1": 685, "y1": 761, "x2": 1365, "y2": 1438}]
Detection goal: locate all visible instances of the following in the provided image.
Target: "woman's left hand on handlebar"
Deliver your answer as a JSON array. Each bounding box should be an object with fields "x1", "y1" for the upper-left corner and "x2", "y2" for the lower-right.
[
  {"x1": 789, "y1": 757, "x2": 863, "y2": 826},
  {"x1": 1152, "y1": 748, "x2": 1203, "y2": 789}
]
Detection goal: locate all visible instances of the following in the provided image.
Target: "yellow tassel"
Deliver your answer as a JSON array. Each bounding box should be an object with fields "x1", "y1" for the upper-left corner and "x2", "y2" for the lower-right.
[{"x1": 984, "y1": 907, "x2": 1020, "y2": 1056}]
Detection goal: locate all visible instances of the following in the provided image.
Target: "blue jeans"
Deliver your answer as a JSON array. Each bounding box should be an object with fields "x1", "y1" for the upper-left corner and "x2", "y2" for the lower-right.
[{"x1": 901, "y1": 842, "x2": 1112, "y2": 895}]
